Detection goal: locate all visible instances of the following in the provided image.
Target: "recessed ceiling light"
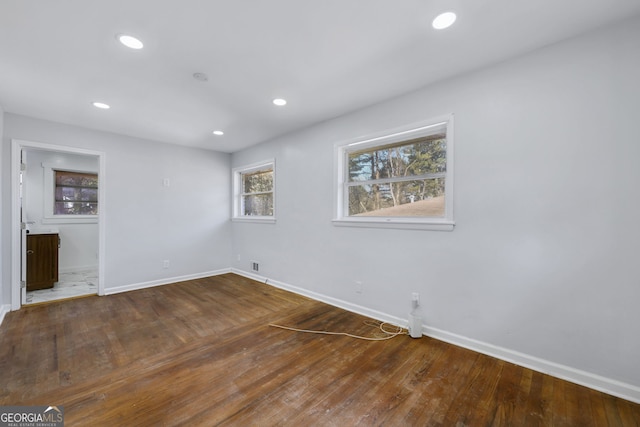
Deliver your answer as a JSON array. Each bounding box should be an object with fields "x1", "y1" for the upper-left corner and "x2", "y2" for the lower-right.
[
  {"x1": 212, "y1": 130, "x2": 224, "y2": 136},
  {"x1": 92, "y1": 102, "x2": 110, "y2": 109},
  {"x1": 272, "y1": 98, "x2": 287, "y2": 106},
  {"x1": 117, "y1": 34, "x2": 144, "y2": 49},
  {"x1": 432, "y1": 12, "x2": 457, "y2": 30}
]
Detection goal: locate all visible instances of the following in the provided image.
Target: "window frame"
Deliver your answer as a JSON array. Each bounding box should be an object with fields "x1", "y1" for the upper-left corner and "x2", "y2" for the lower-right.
[
  {"x1": 42, "y1": 164, "x2": 99, "y2": 224},
  {"x1": 333, "y1": 114, "x2": 455, "y2": 231},
  {"x1": 232, "y1": 159, "x2": 276, "y2": 223}
]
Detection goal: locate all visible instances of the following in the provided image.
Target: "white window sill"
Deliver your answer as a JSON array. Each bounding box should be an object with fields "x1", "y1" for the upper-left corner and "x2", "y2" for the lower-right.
[
  {"x1": 332, "y1": 218, "x2": 454, "y2": 231},
  {"x1": 42, "y1": 216, "x2": 98, "y2": 224},
  {"x1": 232, "y1": 216, "x2": 276, "y2": 224}
]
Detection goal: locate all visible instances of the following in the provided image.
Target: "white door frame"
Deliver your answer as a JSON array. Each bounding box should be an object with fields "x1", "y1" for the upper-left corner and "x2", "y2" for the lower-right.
[{"x1": 11, "y1": 139, "x2": 106, "y2": 310}]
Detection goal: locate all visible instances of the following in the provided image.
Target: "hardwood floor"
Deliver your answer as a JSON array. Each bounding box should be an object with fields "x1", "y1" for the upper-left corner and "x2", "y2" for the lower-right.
[{"x1": 1, "y1": 273, "x2": 638, "y2": 426}]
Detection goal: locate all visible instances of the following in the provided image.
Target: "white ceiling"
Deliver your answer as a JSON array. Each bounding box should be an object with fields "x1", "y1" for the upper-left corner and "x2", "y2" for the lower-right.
[{"x1": 1, "y1": 1, "x2": 640, "y2": 153}]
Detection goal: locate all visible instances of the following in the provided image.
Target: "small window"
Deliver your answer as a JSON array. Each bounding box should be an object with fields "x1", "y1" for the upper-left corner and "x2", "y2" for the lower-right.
[
  {"x1": 232, "y1": 160, "x2": 275, "y2": 222},
  {"x1": 54, "y1": 170, "x2": 98, "y2": 215},
  {"x1": 334, "y1": 115, "x2": 454, "y2": 230}
]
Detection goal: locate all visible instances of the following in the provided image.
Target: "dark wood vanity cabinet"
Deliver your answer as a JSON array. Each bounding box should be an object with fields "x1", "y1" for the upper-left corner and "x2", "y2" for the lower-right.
[{"x1": 26, "y1": 233, "x2": 59, "y2": 291}]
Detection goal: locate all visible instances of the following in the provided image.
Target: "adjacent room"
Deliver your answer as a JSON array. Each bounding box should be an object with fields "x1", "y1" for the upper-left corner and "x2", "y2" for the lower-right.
[{"x1": 1, "y1": 1, "x2": 639, "y2": 425}]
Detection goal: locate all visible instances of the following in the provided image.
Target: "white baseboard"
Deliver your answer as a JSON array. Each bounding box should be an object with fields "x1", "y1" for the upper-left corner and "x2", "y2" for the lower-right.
[
  {"x1": 232, "y1": 268, "x2": 640, "y2": 404},
  {"x1": 104, "y1": 268, "x2": 231, "y2": 295},
  {"x1": 0, "y1": 304, "x2": 11, "y2": 327},
  {"x1": 232, "y1": 268, "x2": 407, "y2": 327},
  {"x1": 424, "y1": 326, "x2": 640, "y2": 405}
]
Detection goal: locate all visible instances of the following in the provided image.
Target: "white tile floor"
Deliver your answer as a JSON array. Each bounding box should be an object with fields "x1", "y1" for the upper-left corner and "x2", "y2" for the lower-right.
[{"x1": 25, "y1": 270, "x2": 98, "y2": 304}]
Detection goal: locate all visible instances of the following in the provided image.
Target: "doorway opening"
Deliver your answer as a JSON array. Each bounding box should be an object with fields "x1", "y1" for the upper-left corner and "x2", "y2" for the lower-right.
[{"x1": 11, "y1": 139, "x2": 105, "y2": 309}]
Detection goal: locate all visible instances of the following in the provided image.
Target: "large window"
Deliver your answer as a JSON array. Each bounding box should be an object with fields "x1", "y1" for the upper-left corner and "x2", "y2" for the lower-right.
[
  {"x1": 232, "y1": 160, "x2": 275, "y2": 222},
  {"x1": 334, "y1": 115, "x2": 454, "y2": 230},
  {"x1": 42, "y1": 164, "x2": 99, "y2": 224},
  {"x1": 54, "y1": 170, "x2": 98, "y2": 215}
]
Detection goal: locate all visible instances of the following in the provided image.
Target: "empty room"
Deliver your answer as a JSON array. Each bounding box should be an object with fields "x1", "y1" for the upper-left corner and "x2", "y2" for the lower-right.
[{"x1": 1, "y1": 1, "x2": 639, "y2": 425}]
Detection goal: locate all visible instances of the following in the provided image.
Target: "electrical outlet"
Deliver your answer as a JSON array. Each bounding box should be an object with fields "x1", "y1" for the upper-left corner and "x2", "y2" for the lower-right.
[
  {"x1": 411, "y1": 292, "x2": 419, "y2": 304},
  {"x1": 163, "y1": 260, "x2": 170, "y2": 269},
  {"x1": 251, "y1": 261, "x2": 259, "y2": 272},
  {"x1": 355, "y1": 281, "x2": 363, "y2": 294}
]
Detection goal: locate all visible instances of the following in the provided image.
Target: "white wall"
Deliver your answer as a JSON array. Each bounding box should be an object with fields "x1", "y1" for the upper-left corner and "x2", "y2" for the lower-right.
[
  {"x1": 0, "y1": 105, "x2": 7, "y2": 321},
  {"x1": 24, "y1": 149, "x2": 99, "y2": 272},
  {"x1": 1, "y1": 115, "x2": 232, "y2": 295},
  {"x1": 231, "y1": 16, "x2": 640, "y2": 399}
]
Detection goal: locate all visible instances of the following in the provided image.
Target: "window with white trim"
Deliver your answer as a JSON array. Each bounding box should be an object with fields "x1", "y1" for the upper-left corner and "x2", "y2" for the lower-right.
[
  {"x1": 232, "y1": 160, "x2": 275, "y2": 222},
  {"x1": 42, "y1": 164, "x2": 99, "y2": 224},
  {"x1": 334, "y1": 115, "x2": 454, "y2": 230}
]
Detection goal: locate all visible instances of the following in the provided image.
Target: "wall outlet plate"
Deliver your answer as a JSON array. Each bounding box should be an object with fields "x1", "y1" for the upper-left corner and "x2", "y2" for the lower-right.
[{"x1": 355, "y1": 281, "x2": 363, "y2": 294}]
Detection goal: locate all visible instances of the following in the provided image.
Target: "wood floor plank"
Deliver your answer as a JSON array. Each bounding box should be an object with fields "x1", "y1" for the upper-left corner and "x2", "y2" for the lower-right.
[
  {"x1": 488, "y1": 359, "x2": 523, "y2": 426},
  {"x1": 1, "y1": 273, "x2": 639, "y2": 426},
  {"x1": 616, "y1": 398, "x2": 640, "y2": 426},
  {"x1": 443, "y1": 351, "x2": 496, "y2": 425}
]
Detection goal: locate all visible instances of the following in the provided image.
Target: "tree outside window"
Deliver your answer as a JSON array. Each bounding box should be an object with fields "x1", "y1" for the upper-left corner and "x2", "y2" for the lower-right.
[
  {"x1": 54, "y1": 170, "x2": 98, "y2": 215},
  {"x1": 242, "y1": 168, "x2": 274, "y2": 216},
  {"x1": 335, "y1": 115, "x2": 454, "y2": 230},
  {"x1": 232, "y1": 160, "x2": 275, "y2": 222},
  {"x1": 347, "y1": 135, "x2": 446, "y2": 217}
]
